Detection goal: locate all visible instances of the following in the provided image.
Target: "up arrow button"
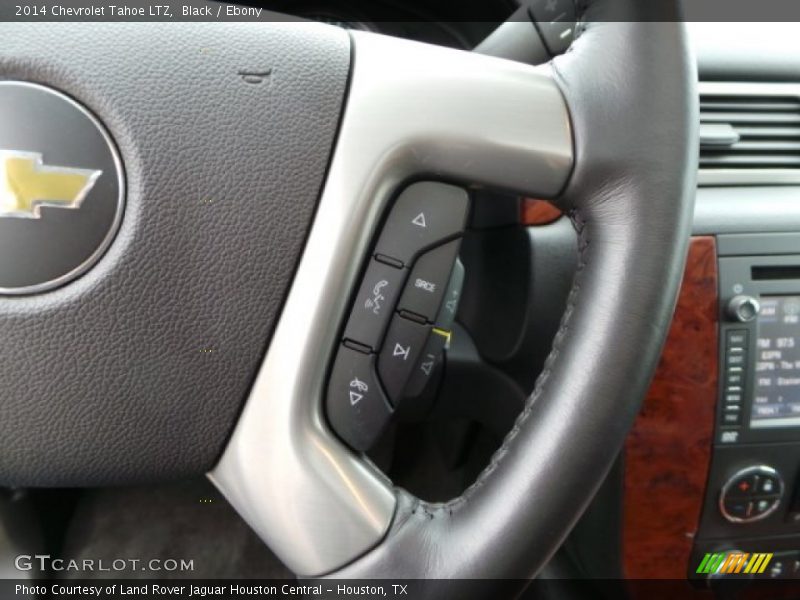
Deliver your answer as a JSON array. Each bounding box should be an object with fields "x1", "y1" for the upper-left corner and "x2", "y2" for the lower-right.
[{"x1": 374, "y1": 181, "x2": 469, "y2": 267}]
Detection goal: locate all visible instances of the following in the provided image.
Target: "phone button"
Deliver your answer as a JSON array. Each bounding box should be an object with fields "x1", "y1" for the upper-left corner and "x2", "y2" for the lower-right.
[
  {"x1": 343, "y1": 258, "x2": 407, "y2": 351},
  {"x1": 326, "y1": 345, "x2": 392, "y2": 452}
]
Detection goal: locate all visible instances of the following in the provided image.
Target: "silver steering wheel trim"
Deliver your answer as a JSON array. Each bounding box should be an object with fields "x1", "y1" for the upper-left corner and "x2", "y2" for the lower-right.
[{"x1": 209, "y1": 29, "x2": 574, "y2": 577}]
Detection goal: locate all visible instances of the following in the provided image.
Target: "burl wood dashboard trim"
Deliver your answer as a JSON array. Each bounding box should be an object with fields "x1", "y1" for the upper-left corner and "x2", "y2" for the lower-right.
[{"x1": 623, "y1": 236, "x2": 719, "y2": 579}]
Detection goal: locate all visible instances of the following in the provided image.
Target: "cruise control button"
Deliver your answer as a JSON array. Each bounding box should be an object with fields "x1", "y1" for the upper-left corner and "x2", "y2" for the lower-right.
[
  {"x1": 378, "y1": 315, "x2": 431, "y2": 405},
  {"x1": 343, "y1": 259, "x2": 406, "y2": 350},
  {"x1": 405, "y1": 329, "x2": 450, "y2": 398},
  {"x1": 374, "y1": 182, "x2": 469, "y2": 267},
  {"x1": 434, "y1": 258, "x2": 464, "y2": 331},
  {"x1": 398, "y1": 240, "x2": 460, "y2": 322},
  {"x1": 326, "y1": 346, "x2": 392, "y2": 452}
]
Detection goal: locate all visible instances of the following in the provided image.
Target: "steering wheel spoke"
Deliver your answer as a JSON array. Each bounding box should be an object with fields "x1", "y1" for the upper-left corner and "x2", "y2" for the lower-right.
[{"x1": 211, "y1": 30, "x2": 573, "y2": 576}]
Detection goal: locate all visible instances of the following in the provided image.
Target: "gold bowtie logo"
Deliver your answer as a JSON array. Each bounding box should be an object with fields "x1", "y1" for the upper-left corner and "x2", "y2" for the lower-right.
[{"x1": 0, "y1": 150, "x2": 102, "y2": 219}]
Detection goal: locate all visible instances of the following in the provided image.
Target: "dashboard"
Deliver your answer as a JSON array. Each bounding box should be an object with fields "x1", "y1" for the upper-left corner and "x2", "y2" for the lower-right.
[{"x1": 623, "y1": 23, "x2": 800, "y2": 584}]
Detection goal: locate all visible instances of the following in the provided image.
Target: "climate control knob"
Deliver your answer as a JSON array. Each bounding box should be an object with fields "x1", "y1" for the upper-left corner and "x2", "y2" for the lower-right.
[
  {"x1": 719, "y1": 466, "x2": 783, "y2": 523},
  {"x1": 727, "y1": 295, "x2": 761, "y2": 323}
]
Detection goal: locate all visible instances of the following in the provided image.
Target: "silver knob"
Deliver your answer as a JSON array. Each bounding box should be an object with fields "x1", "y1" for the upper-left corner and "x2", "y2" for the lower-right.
[{"x1": 727, "y1": 295, "x2": 760, "y2": 323}]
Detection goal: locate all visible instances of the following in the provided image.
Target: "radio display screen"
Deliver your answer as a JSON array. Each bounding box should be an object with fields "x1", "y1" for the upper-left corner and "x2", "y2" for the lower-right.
[{"x1": 751, "y1": 295, "x2": 800, "y2": 428}]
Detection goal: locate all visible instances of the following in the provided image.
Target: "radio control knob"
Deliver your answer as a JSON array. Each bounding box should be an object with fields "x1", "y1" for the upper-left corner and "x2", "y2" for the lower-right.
[
  {"x1": 720, "y1": 466, "x2": 783, "y2": 524},
  {"x1": 727, "y1": 295, "x2": 760, "y2": 323}
]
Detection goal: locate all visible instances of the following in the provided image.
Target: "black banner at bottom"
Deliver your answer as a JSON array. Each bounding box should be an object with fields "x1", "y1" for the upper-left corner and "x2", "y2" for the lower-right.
[{"x1": 5, "y1": 579, "x2": 800, "y2": 600}]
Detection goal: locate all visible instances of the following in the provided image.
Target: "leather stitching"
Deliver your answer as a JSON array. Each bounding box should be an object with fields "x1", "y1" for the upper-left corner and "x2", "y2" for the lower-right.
[
  {"x1": 406, "y1": 207, "x2": 590, "y2": 517},
  {"x1": 397, "y1": 0, "x2": 593, "y2": 522}
]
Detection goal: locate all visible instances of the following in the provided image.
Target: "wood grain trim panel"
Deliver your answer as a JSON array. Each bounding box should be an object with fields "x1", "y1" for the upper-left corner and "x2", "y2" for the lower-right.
[{"x1": 623, "y1": 236, "x2": 719, "y2": 579}]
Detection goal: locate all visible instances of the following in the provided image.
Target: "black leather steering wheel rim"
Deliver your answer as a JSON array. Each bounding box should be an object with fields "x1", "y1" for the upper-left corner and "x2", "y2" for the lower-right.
[{"x1": 329, "y1": 0, "x2": 698, "y2": 584}]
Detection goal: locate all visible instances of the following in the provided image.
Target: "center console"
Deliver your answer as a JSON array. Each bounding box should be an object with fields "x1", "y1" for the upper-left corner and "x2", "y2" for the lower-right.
[{"x1": 692, "y1": 233, "x2": 800, "y2": 579}]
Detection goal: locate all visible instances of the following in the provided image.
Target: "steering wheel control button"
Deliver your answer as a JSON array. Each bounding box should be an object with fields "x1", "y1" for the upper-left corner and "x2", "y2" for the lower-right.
[
  {"x1": 378, "y1": 314, "x2": 432, "y2": 405},
  {"x1": 404, "y1": 328, "x2": 450, "y2": 399},
  {"x1": 343, "y1": 259, "x2": 407, "y2": 350},
  {"x1": 398, "y1": 240, "x2": 460, "y2": 323},
  {"x1": 326, "y1": 345, "x2": 392, "y2": 452},
  {"x1": 727, "y1": 295, "x2": 761, "y2": 323},
  {"x1": 435, "y1": 258, "x2": 465, "y2": 331},
  {"x1": 374, "y1": 181, "x2": 469, "y2": 267},
  {"x1": 720, "y1": 466, "x2": 784, "y2": 523},
  {"x1": 0, "y1": 82, "x2": 124, "y2": 295}
]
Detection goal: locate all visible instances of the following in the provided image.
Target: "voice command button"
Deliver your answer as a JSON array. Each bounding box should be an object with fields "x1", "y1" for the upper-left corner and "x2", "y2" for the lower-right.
[{"x1": 343, "y1": 259, "x2": 406, "y2": 351}]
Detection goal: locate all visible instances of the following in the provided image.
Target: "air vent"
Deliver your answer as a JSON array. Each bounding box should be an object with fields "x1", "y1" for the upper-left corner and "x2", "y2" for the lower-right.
[{"x1": 698, "y1": 82, "x2": 800, "y2": 185}]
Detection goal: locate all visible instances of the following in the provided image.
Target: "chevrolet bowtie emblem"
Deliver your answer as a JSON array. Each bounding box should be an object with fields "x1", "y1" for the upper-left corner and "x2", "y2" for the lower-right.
[{"x1": 0, "y1": 150, "x2": 102, "y2": 219}]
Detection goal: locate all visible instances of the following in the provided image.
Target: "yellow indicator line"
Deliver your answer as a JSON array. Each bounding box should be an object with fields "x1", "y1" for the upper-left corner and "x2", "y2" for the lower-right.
[{"x1": 432, "y1": 328, "x2": 451, "y2": 341}]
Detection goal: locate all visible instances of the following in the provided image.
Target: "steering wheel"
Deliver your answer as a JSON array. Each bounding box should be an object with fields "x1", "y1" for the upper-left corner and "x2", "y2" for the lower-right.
[{"x1": 0, "y1": 0, "x2": 697, "y2": 590}]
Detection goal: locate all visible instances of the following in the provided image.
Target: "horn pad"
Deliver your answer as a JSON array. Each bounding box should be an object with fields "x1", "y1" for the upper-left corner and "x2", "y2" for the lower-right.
[{"x1": 0, "y1": 23, "x2": 351, "y2": 486}]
